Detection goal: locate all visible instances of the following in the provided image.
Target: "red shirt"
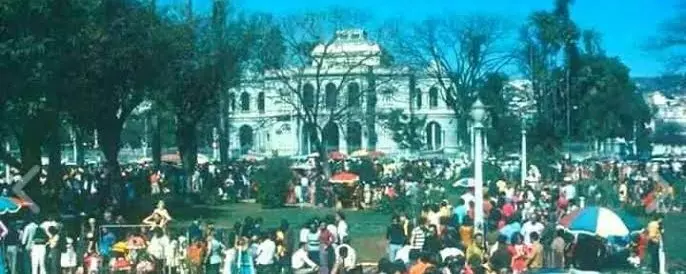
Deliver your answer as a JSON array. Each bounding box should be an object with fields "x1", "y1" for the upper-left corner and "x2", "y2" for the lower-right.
[
  {"x1": 502, "y1": 203, "x2": 515, "y2": 218},
  {"x1": 319, "y1": 228, "x2": 334, "y2": 247}
]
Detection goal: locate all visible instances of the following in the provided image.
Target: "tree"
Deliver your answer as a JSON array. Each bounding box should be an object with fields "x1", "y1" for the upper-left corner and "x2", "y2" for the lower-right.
[
  {"x1": 159, "y1": 0, "x2": 252, "y2": 180},
  {"x1": 647, "y1": 1, "x2": 686, "y2": 73},
  {"x1": 261, "y1": 8, "x2": 392, "y2": 176},
  {"x1": 518, "y1": 0, "x2": 651, "y2": 152},
  {"x1": 64, "y1": 0, "x2": 165, "y2": 186},
  {"x1": 479, "y1": 73, "x2": 520, "y2": 154},
  {"x1": 379, "y1": 109, "x2": 427, "y2": 152},
  {"x1": 388, "y1": 14, "x2": 514, "y2": 147}
]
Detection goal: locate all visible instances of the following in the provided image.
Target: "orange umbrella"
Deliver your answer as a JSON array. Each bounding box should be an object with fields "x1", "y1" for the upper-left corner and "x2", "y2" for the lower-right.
[
  {"x1": 330, "y1": 172, "x2": 359, "y2": 184},
  {"x1": 329, "y1": 151, "x2": 347, "y2": 161}
]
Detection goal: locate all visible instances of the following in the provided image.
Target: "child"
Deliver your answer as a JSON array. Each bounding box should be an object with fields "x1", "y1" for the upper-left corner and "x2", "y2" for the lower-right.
[
  {"x1": 83, "y1": 252, "x2": 101, "y2": 274},
  {"x1": 627, "y1": 250, "x2": 641, "y2": 268}
]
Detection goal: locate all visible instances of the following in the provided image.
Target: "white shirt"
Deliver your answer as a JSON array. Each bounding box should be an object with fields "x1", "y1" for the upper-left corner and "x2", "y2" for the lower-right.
[
  {"x1": 299, "y1": 228, "x2": 309, "y2": 244},
  {"x1": 394, "y1": 245, "x2": 412, "y2": 264},
  {"x1": 22, "y1": 222, "x2": 38, "y2": 249},
  {"x1": 300, "y1": 177, "x2": 309, "y2": 187},
  {"x1": 334, "y1": 244, "x2": 356, "y2": 270},
  {"x1": 291, "y1": 248, "x2": 317, "y2": 269},
  {"x1": 336, "y1": 221, "x2": 348, "y2": 243},
  {"x1": 562, "y1": 184, "x2": 577, "y2": 200},
  {"x1": 440, "y1": 247, "x2": 465, "y2": 261},
  {"x1": 520, "y1": 221, "x2": 545, "y2": 244},
  {"x1": 147, "y1": 235, "x2": 170, "y2": 260},
  {"x1": 255, "y1": 239, "x2": 276, "y2": 265}
]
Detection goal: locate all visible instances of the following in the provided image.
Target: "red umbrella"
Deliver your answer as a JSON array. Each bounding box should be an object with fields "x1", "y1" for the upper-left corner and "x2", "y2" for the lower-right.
[
  {"x1": 330, "y1": 172, "x2": 359, "y2": 184},
  {"x1": 329, "y1": 151, "x2": 347, "y2": 161}
]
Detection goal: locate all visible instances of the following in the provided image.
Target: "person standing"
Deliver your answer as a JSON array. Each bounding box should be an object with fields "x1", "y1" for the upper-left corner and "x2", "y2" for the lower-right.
[
  {"x1": 410, "y1": 217, "x2": 427, "y2": 251},
  {"x1": 254, "y1": 233, "x2": 276, "y2": 273},
  {"x1": 30, "y1": 223, "x2": 48, "y2": 274},
  {"x1": 527, "y1": 232, "x2": 544, "y2": 271},
  {"x1": 21, "y1": 218, "x2": 38, "y2": 273},
  {"x1": 5, "y1": 221, "x2": 20, "y2": 274},
  {"x1": 204, "y1": 234, "x2": 224, "y2": 274},
  {"x1": 386, "y1": 216, "x2": 406, "y2": 261},
  {"x1": 647, "y1": 215, "x2": 663, "y2": 274},
  {"x1": 335, "y1": 212, "x2": 348, "y2": 244},
  {"x1": 550, "y1": 229, "x2": 567, "y2": 269}
]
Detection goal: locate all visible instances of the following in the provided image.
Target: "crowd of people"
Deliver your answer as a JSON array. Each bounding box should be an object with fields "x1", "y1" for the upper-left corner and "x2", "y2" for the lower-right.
[{"x1": 0, "y1": 153, "x2": 681, "y2": 274}]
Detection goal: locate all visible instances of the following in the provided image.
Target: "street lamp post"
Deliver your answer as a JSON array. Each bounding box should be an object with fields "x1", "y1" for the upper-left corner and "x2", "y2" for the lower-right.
[
  {"x1": 470, "y1": 99, "x2": 486, "y2": 232},
  {"x1": 521, "y1": 118, "x2": 527, "y2": 187}
]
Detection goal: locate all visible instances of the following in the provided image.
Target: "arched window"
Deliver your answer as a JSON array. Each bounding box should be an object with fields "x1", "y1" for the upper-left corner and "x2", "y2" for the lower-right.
[
  {"x1": 413, "y1": 88, "x2": 422, "y2": 109},
  {"x1": 228, "y1": 93, "x2": 236, "y2": 112},
  {"x1": 348, "y1": 83, "x2": 360, "y2": 107},
  {"x1": 257, "y1": 92, "x2": 265, "y2": 113},
  {"x1": 429, "y1": 87, "x2": 438, "y2": 108},
  {"x1": 240, "y1": 92, "x2": 250, "y2": 111},
  {"x1": 323, "y1": 122, "x2": 340, "y2": 151},
  {"x1": 325, "y1": 83, "x2": 338, "y2": 110},
  {"x1": 303, "y1": 83, "x2": 314, "y2": 109},
  {"x1": 446, "y1": 88, "x2": 455, "y2": 108},
  {"x1": 346, "y1": 122, "x2": 362, "y2": 153},
  {"x1": 426, "y1": 122, "x2": 443, "y2": 150},
  {"x1": 239, "y1": 125, "x2": 254, "y2": 154}
]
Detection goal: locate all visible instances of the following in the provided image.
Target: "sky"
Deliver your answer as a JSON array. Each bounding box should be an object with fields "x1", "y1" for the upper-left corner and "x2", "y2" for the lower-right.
[{"x1": 163, "y1": 0, "x2": 679, "y2": 77}]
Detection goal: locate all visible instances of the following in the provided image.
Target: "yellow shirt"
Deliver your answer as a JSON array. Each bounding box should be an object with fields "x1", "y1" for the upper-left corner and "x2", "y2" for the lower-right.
[
  {"x1": 647, "y1": 221, "x2": 661, "y2": 242},
  {"x1": 466, "y1": 243, "x2": 483, "y2": 262}
]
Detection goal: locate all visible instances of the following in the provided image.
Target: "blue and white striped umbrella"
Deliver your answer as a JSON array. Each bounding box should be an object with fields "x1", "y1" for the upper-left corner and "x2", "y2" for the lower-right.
[{"x1": 559, "y1": 206, "x2": 642, "y2": 238}]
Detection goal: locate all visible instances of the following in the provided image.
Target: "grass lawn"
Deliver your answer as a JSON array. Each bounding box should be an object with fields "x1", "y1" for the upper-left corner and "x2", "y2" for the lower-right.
[
  {"x1": 174, "y1": 202, "x2": 391, "y2": 263},
  {"x1": 663, "y1": 212, "x2": 686, "y2": 269}
]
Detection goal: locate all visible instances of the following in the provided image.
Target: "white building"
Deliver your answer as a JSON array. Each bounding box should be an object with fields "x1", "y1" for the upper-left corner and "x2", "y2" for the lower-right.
[{"x1": 226, "y1": 29, "x2": 462, "y2": 157}]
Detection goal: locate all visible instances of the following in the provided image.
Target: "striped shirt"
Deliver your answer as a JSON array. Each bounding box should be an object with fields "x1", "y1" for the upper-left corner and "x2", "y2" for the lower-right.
[{"x1": 410, "y1": 227, "x2": 425, "y2": 250}]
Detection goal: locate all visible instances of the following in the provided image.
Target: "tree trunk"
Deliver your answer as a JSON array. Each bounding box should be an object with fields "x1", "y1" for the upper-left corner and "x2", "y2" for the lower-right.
[
  {"x1": 366, "y1": 68, "x2": 377, "y2": 150},
  {"x1": 218, "y1": 90, "x2": 230, "y2": 162},
  {"x1": 313, "y1": 134, "x2": 331, "y2": 178},
  {"x1": 18, "y1": 123, "x2": 44, "y2": 207},
  {"x1": 46, "y1": 121, "x2": 62, "y2": 202},
  {"x1": 98, "y1": 121, "x2": 123, "y2": 204},
  {"x1": 176, "y1": 118, "x2": 198, "y2": 188},
  {"x1": 151, "y1": 105, "x2": 162, "y2": 168}
]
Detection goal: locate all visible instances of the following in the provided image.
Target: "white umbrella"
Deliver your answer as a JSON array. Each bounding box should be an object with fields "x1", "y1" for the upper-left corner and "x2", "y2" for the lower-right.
[{"x1": 452, "y1": 178, "x2": 475, "y2": 188}]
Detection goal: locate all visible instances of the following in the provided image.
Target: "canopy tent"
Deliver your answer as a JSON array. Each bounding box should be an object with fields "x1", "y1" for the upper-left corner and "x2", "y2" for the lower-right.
[{"x1": 330, "y1": 172, "x2": 359, "y2": 184}]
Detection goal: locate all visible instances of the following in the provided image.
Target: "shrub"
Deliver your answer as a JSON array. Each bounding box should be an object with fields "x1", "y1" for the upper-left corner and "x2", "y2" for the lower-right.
[{"x1": 253, "y1": 157, "x2": 293, "y2": 208}]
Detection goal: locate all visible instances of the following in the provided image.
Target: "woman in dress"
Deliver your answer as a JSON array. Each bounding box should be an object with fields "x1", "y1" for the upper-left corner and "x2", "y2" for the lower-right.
[
  {"x1": 60, "y1": 236, "x2": 77, "y2": 274},
  {"x1": 142, "y1": 200, "x2": 172, "y2": 230},
  {"x1": 234, "y1": 237, "x2": 255, "y2": 274}
]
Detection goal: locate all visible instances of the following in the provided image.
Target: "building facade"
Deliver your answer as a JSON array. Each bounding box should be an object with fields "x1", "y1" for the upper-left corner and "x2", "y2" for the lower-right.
[{"x1": 227, "y1": 29, "x2": 461, "y2": 157}]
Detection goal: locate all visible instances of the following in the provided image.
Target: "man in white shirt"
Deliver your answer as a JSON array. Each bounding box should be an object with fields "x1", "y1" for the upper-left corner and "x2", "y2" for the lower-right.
[
  {"x1": 255, "y1": 233, "x2": 277, "y2": 273},
  {"x1": 335, "y1": 213, "x2": 348, "y2": 244},
  {"x1": 292, "y1": 243, "x2": 318, "y2": 274},
  {"x1": 300, "y1": 176, "x2": 309, "y2": 204},
  {"x1": 520, "y1": 215, "x2": 545, "y2": 244},
  {"x1": 334, "y1": 244, "x2": 357, "y2": 272}
]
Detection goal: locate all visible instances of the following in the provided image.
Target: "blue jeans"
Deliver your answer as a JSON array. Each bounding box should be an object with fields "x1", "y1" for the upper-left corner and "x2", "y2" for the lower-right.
[{"x1": 388, "y1": 244, "x2": 402, "y2": 261}]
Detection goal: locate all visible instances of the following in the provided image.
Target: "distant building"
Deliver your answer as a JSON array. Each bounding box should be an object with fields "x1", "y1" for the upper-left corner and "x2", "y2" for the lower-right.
[{"x1": 226, "y1": 29, "x2": 539, "y2": 157}]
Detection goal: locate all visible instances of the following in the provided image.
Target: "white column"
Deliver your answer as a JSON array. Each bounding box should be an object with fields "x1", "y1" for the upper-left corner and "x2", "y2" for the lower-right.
[
  {"x1": 473, "y1": 123, "x2": 484, "y2": 232},
  {"x1": 71, "y1": 128, "x2": 78, "y2": 163},
  {"x1": 521, "y1": 125, "x2": 527, "y2": 187},
  {"x1": 5, "y1": 141, "x2": 10, "y2": 184}
]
